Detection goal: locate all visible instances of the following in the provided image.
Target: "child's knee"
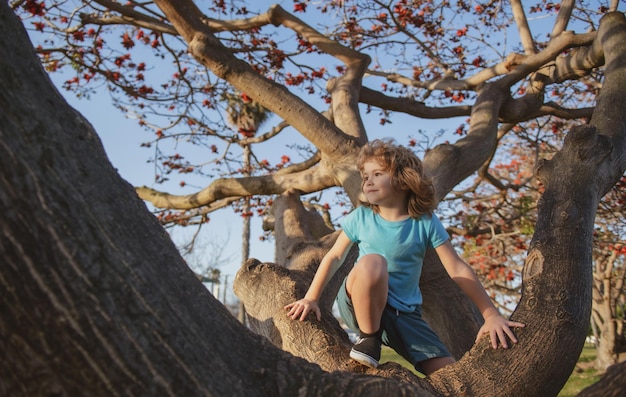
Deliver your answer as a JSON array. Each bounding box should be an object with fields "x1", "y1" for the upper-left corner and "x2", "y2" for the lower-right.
[
  {"x1": 356, "y1": 254, "x2": 388, "y2": 278},
  {"x1": 360, "y1": 254, "x2": 387, "y2": 266}
]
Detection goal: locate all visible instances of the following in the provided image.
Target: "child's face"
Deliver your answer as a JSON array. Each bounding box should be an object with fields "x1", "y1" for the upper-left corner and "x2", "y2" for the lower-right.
[{"x1": 361, "y1": 160, "x2": 398, "y2": 206}]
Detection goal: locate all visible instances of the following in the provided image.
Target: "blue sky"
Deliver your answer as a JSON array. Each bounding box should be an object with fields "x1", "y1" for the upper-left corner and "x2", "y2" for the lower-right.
[
  {"x1": 50, "y1": 73, "x2": 451, "y2": 280},
  {"x1": 36, "y1": 0, "x2": 570, "y2": 296}
]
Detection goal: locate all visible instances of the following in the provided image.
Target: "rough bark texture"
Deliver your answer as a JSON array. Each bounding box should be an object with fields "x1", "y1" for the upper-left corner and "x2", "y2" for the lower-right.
[
  {"x1": 578, "y1": 361, "x2": 626, "y2": 397},
  {"x1": 234, "y1": 11, "x2": 626, "y2": 397},
  {"x1": 0, "y1": 3, "x2": 438, "y2": 396},
  {"x1": 2, "y1": 2, "x2": 626, "y2": 397}
]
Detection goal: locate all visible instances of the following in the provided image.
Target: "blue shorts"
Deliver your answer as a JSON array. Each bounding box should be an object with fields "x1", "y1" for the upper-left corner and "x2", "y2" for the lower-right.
[{"x1": 336, "y1": 277, "x2": 452, "y2": 369}]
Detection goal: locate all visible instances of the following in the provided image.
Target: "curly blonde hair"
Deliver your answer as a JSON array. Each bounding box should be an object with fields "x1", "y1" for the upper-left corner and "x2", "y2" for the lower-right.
[{"x1": 357, "y1": 138, "x2": 437, "y2": 218}]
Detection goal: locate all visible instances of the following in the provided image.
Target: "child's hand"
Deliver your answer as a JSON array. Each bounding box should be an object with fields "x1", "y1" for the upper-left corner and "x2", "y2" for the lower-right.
[
  {"x1": 476, "y1": 314, "x2": 525, "y2": 349},
  {"x1": 284, "y1": 298, "x2": 321, "y2": 321}
]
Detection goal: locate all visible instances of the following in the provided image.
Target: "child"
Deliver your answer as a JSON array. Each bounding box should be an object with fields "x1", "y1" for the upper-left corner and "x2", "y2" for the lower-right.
[{"x1": 284, "y1": 138, "x2": 524, "y2": 375}]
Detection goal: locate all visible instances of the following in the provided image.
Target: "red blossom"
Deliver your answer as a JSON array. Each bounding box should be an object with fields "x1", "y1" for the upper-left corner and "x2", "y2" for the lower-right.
[
  {"x1": 267, "y1": 49, "x2": 286, "y2": 69},
  {"x1": 121, "y1": 32, "x2": 135, "y2": 49},
  {"x1": 412, "y1": 67, "x2": 422, "y2": 80},
  {"x1": 72, "y1": 30, "x2": 85, "y2": 42},
  {"x1": 239, "y1": 128, "x2": 255, "y2": 137},
  {"x1": 294, "y1": 1, "x2": 307, "y2": 13},
  {"x1": 285, "y1": 72, "x2": 306, "y2": 86},
  {"x1": 137, "y1": 85, "x2": 154, "y2": 95},
  {"x1": 311, "y1": 67, "x2": 326, "y2": 78},
  {"x1": 32, "y1": 22, "x2": 45, "y2": 32},
  {"x1": 23, "y1": 0, "x2": 45, "y2": 16},
  {"x1": 471, "y1": 56, "x2": 484, "y2": 67}
]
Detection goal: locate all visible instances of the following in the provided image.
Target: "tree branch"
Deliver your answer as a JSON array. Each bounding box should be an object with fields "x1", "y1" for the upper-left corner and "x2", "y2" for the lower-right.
[{"x1": 136, "y1": 165, "x2": 337, "y2": 210}]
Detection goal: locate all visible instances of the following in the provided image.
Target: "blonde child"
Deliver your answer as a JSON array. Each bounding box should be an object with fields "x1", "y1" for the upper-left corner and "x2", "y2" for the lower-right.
[{"x1": 285, "y1": 138, "x2": 524, "y2": 374}]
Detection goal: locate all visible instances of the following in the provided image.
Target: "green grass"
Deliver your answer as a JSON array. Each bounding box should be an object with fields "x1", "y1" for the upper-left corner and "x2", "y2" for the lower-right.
[
  {"x1": 380, "y1": 344, "x2": 602, "y2": 394},
  {"x1": 380, "y1": 346, "x2": 420, "y2": 373},
  {"x1": 557, "y1": 345, "x2": 602, "y2": 397}
]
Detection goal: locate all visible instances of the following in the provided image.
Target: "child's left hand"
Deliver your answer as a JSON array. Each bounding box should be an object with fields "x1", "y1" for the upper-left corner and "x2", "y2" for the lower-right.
[{"x1": 476, "y1": 314, "x2": 525, "y2": 349}]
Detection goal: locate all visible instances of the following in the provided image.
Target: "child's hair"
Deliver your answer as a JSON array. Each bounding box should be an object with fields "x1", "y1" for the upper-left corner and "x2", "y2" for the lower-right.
[{"x1": 357, "y1": 138, "x2": 437, "y2": 218}]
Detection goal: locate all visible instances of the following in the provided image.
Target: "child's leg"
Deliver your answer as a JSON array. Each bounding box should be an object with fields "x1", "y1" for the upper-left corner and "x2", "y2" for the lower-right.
[
  {"x1": 419, "y1": 356, "x2": 455, "y2": 375},
  {"x1": 380, "y1": 304, "x2": 454, "y2": 375},
  {"x1": 345, "y1": 254, "x2": 388, "y2": 333}
]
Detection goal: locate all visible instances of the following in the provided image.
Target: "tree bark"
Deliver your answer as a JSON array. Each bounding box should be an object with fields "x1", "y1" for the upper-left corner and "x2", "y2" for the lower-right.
[
  {"x1": 0, "y1": 4, "x2": 423, "y2": 396},
  {"x1": 234, "y1": 11, "x2": 626, "y2": 397},
  {"x1": 578, "y1": 361, "x2": 626, "y2": 397},
  {"x1": 2, "y1": 3, "x2": 626, "y2": 397}
]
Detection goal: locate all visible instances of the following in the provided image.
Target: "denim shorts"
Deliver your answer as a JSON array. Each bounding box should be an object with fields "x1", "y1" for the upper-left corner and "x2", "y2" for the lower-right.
[{"x1": 336, "y1": 277, "x2": 452, "y2": 368}]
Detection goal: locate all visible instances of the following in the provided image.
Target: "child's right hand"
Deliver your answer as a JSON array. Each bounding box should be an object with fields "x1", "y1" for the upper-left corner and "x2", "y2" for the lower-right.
[{"x1": 284, "y1": 298, "x2": 321, "y2": 321}]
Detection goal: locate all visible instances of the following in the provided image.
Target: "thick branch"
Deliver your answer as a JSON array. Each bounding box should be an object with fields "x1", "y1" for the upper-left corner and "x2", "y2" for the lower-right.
[
  {"x1": 152, "y1": 0, "x2": 359, "y2": 161},
  {"x1": 510, "y1": 0, "x2": 537, "y2": 55},
  {"x1": 424, "y1": 83, "x2": 505, "y2": 200},
  {"x1": 550, "y1": 0, "x2": 575, "y2": 39},
  {"x1": 136, "y1": 165, "x2": 336, "y2": 210}
]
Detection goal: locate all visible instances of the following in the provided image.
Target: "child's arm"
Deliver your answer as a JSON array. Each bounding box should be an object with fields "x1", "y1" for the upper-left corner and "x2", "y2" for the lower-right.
[
  {"x1": 284, "y1": 231, "x2": 354, "y2": 321},
  {"x1": 435, "y1": 240, "x2": 525, "y2": 349}
]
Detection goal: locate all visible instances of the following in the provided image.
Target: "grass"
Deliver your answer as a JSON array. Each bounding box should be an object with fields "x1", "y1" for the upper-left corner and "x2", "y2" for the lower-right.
[
  {"x1": 557, "y1": 345, "x2": 602, "y2": 397},
  {"x1": 380, "y1": 344, "x2": 602, "y2": 394}
]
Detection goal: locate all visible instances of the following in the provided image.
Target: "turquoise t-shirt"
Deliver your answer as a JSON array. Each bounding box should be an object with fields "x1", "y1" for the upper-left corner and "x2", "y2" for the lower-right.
[{"x1": 342, "y1": 206, "x2": 449, "y2": 312}]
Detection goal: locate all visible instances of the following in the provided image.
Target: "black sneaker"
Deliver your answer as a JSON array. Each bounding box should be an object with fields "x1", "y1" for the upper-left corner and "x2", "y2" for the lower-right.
[{"x1": 350, "y1": 335, "x2": 381, "y2": 368}]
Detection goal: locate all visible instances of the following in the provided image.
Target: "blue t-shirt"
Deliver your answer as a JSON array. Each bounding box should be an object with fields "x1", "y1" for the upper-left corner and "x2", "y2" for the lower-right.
[{"x1": 342, "y1": 206, "x2": 449, "y2": 312}]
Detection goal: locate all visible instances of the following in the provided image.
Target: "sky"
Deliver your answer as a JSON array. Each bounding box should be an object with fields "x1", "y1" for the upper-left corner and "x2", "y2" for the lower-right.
[
  {"x1": 44, "y1": 1, "x2": 306, "y2": 280},
  {"x1": 40, "y1": 1, "x2": 459, "y2": 291},
  {"x1": 35, "y1": 0, "x2": 590, "y2": 304},
  {"x1": 54, "y1": 83, "x2": 277, "y2": 290},
  {"x1": 51, "y1": 75, "x2": 446, "y2": 283}
]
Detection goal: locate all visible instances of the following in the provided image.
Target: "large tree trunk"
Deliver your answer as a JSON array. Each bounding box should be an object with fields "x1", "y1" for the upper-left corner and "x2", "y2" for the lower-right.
[
  {"x1": 578, "y1": 361, "x2": 626, "y2": 397},
  {"x1": 0, "y1": 4, "x2": 424, "y2": 396},
  {"x1": 2, "y1": 2, "x2": 625, "y2": 397},
  {"x1": 234, "y1": 11, "x2": 626, "y2": 397}
]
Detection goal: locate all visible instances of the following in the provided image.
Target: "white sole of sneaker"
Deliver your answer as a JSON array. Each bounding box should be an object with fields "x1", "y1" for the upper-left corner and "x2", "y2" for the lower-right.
[{"x1": 349, "y1": 349, "x2": 379, "y2": 368}]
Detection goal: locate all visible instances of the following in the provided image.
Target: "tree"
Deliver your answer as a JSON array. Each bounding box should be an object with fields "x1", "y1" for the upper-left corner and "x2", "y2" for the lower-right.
[
  {"x1": 224, "y1": 92, "x2": 271, "y2": 323},
  {"x1": 3, "y1": 1, "x2": 626, "y2": 396},
  {"x1": 590, "y1": 211, "x2": 626, "y2": 371},
  {"x1": 446, "y1": 132, "x2": 626, "y2": 369}
]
